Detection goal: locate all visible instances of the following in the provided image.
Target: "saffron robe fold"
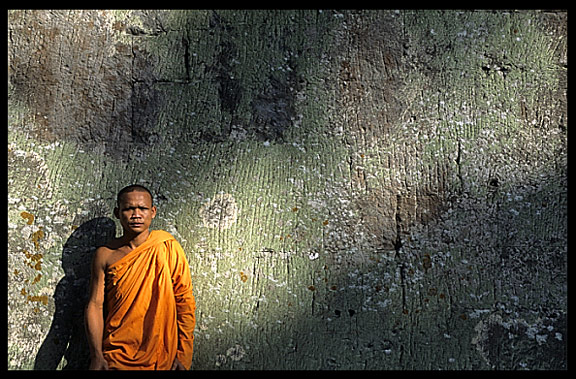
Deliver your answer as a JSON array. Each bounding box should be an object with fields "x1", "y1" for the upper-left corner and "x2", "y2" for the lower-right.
[{"x1": 103, "y1": 230, "x2": 196, "y2": 370}]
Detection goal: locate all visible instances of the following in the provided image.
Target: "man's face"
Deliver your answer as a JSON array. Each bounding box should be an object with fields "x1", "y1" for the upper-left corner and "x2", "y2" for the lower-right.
[{"x1": 114, "y1": 190, "x2": 157, "y2": 234}]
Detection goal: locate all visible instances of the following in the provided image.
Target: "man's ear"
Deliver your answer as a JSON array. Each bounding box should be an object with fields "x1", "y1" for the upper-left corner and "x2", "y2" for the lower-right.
[
  {"x1": 151, "y1": 206, "x2": 157, "y2": 219},
  {"x1": 113, "y1": 207, "x2": 119, "y2": 219}
]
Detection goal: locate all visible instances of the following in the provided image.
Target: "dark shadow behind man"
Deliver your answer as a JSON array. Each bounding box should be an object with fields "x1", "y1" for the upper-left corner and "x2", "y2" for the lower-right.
[{"x1": 34, "y1": 217, "x2": 116, "y2": 369}]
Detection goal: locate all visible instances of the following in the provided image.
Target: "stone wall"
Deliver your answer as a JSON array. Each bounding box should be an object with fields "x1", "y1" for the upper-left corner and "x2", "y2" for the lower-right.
[{"x1": 8, "y1": 10, "x2": 567, "y2": 370}]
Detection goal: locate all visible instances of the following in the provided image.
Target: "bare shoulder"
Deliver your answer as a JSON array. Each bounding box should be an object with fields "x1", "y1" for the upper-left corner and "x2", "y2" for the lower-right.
[
  {"x1": 92, "y1": 246, "x2": 110, "y2": 271},
  {"x1": 93, "y1": 238, "x2": 123, "y2": 270}
]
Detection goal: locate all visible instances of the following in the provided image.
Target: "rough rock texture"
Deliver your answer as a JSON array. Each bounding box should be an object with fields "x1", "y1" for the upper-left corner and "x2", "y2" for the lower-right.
[{"x1": 8, "y1": 10, "x2": 566, "y2": 370}]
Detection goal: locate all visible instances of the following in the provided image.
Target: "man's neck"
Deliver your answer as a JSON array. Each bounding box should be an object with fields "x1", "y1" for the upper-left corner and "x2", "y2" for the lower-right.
[{"x1": 121, "y1": 229, "x2": 151, "y2": 251}]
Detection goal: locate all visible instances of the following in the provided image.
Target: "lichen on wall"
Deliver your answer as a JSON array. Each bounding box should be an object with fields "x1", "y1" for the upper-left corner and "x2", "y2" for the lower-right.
[{"x1": 8, "y1": 9, "x2": 566, "y2": 370}]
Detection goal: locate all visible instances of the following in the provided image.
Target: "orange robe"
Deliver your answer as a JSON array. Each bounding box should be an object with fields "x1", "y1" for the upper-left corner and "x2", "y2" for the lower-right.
[{"x1": 102, "y1": 230, "x2": 196, "y2": 370}]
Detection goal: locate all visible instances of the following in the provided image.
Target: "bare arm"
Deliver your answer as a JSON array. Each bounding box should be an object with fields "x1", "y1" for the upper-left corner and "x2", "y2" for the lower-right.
[{"x1": 84, "y1": 247, "x2": 109, "y2": 370}]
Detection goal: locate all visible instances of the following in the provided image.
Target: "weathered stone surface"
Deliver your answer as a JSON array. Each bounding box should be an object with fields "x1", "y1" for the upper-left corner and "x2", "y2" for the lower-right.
[{"x1": 8, "y1": 10, "x2": 566, "y2": 370}]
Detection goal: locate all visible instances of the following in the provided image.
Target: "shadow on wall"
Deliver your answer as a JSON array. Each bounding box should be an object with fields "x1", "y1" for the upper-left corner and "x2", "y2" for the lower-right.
[{"x1": 34, "y1": 217, "x2": 116, "y2": 370}]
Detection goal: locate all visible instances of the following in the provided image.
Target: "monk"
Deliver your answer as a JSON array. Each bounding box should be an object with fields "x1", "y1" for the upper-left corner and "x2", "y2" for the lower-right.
[{"x1": 84, "y1": 184, "x2": 196, "y2": 370}]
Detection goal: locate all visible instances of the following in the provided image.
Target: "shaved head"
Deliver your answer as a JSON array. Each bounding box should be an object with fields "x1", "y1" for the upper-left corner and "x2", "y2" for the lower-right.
[{"x1": 116, "y1": 184, "x2": 154, "y2": 207}]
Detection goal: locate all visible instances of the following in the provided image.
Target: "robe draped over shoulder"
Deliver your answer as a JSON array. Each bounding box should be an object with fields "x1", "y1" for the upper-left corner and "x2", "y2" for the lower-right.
[{"x1": 103, "y1": 230, "x2": 195, "y2": 370}]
